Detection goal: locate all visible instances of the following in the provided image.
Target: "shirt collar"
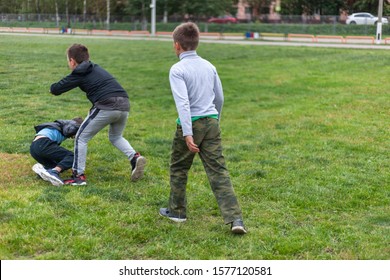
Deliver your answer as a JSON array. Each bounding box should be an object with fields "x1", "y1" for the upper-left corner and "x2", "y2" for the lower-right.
[{"x1": 179, "y1": 50, "x2": 197, "y2": 60}]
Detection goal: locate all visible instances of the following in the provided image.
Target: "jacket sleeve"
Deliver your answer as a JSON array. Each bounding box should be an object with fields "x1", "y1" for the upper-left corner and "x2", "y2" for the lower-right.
[{"x1": 50, "y1": 73, "x2": 82, "y2": 95}]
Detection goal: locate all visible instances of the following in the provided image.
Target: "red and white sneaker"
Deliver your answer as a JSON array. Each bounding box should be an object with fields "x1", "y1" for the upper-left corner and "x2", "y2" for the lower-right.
[{"x1": 64, "y1": 173, "x2": 87, "y2": 186}]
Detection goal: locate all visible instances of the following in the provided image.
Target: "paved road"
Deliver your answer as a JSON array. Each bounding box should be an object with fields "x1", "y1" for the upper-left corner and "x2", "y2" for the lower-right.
[
  {"x1": 201, "y1": 38, "x2": 390, "y2": 49},
  {"x1": 3, "y1": 31, "x2": 390, "y2": 50}
]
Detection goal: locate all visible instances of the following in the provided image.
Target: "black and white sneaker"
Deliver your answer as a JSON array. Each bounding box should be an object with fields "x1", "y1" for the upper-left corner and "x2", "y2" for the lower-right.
[
  {"x1": 231, "y1": 219, "x2": 247, "y2": 234},
  {"x1": 130, "y1": 152, "x2": 146, "y2": 181},
  {"x1": 159, "y1": 208, "x2": 187, "y2": 223},
  {"x1": 32, "y1": 163, "x2": 46, "y2": 179},
  {"x1": 40, "y1": 169, "x2": 64, "y2": 187}
]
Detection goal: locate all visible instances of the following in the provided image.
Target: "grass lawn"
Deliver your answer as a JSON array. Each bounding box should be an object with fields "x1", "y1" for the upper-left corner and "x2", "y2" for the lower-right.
[{"x1": 0, "y1": 34, "x2": 389, "y2": 260}]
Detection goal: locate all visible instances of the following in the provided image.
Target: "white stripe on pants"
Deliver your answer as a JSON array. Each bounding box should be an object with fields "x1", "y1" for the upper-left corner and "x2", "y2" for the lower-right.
[{"x1": 73, "y1": 108, "x2": 136, "y2": 175}]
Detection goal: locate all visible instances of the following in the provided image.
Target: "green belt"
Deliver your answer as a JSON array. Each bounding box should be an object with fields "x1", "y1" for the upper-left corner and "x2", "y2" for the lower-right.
[{"x1": 176, "y1": 114, "x2": 219, "y2": 125}]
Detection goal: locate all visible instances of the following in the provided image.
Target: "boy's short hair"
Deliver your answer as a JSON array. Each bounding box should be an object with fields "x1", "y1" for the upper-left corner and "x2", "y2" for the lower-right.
[
  {"x1": 72, "y1": 117, "x2": 84, "y2": 125},
  {"x1": 172, "y1": 22, "x2": 199, "y2": 51},
  {"x1": 67, "y1": 44, "x2": 89, "y2": 64}
]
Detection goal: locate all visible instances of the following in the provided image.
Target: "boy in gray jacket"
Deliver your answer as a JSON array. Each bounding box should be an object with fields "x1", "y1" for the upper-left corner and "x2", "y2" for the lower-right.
[{"x1": 159, "y1": 22, "x2": 247, "y2": 234}]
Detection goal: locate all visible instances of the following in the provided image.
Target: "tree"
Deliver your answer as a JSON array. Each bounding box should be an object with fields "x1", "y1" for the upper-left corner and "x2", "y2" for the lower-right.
[
  {"x1": 181, "y1": 0, "x2": 236, "y2": 18},
  {"x1": 278, "y1": 0, "x2": 390, "y2": 15},
  {"x1": 244, "y1": 0, "x2": 272, "y2": 15},
  {"x1": 281, "y1": 0, "x2": 348, "y2": 15},
  {"x1": 55, "y1": 0, "x2": 59, "y2": 27},
  {"x1": 106, "y1": 0, "x2": 110, "y2": 29},
  {"x1": 348, "y1": 0, "x2": 389, "y2": 14},
  {"x1": 156, "y1": 0, "x2": 183, "y2": 22},
  {"x1": 83, "y1": 0, "x2": 87, "y2": 25}
]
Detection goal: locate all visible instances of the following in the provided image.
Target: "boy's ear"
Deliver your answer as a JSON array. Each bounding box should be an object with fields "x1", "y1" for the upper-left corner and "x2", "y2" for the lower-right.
[
  {"x1": 68, "y1": 58, "x2": 78, "y2": 68},
  {"x1": 174, "y1": 41, "x2": 182, "y2": 51}
]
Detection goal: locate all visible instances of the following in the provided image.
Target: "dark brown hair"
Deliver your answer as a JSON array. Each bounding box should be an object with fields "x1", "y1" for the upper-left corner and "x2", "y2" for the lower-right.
[
  {"x1": 172, "y1": 22, "x2": 199, "y2": 51},
  {"x1": 72, "y1": 117, "x2": 84, "y2": 125},
  {"x1": 67, "y1": 44, "x2": 89, "y2": 64}
]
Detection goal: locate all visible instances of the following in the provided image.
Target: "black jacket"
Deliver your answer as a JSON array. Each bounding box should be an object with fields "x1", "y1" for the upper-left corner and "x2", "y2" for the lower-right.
[
  {"x1": 50, "y1": 61, "x2": 128, "y2": 105},
  {"x1": 34, "y1": 119, "x2": 81, "y2": 138}
]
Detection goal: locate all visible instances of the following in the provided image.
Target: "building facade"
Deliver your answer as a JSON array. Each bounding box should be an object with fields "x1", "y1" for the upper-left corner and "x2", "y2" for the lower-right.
[{"x1": 236, "y1": 0, "x2": 282, "y2": 22}]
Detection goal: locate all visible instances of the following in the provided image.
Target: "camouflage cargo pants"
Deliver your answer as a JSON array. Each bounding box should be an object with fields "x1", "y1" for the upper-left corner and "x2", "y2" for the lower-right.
[{"x1": 169, "y1": 117, "x2": 243, "y2": 224}]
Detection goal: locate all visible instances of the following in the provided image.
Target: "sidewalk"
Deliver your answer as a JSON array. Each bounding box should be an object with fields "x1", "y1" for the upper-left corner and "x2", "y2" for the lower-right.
[{"x1": 2, "y1": 29, "x2": 390, "y2": 50}]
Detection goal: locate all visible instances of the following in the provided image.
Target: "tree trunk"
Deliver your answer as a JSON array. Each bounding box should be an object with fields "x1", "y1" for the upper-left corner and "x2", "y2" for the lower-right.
[
  {"x1": 83, "y1": 0, "x2": 87, "y2": 27},
  {"x1": 55, "y1": 1, "x2": 59, "y2": 27},
  {"x1": 163, "y1": 0, "x2": 168, "y2": 23},
  {"x1": 141, "y1": 2, "x2": 147, "y2": 30},
  {"x1": 35, "y1": 0, "x2": 41, "y2": 21},
  {"x1": 66, "y1": 0, "x2": 70, "y2": 27},
  {"x1": 106, "y1": 0, "x2": 110, "y2": 30}
]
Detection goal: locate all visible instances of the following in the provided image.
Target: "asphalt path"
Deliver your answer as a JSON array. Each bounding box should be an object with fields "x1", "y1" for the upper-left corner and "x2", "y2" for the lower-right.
[
  {"x1": 202, "y1": 38, "x2": 390, "y2": 49},
  {"x1": 2, "y1": 31, "x2": 390, "y2": 50}
]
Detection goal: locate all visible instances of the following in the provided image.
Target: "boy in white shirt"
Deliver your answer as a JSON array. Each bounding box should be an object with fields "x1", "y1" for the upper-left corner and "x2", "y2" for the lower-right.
[{"x1": 159, "y1": 22, "x2": 247, "y2": 234}]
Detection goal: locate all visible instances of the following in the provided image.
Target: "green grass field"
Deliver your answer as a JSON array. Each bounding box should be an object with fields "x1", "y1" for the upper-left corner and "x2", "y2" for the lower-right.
[{"x1": 0, "y1": 34, "x2": 389, "y2": 260}]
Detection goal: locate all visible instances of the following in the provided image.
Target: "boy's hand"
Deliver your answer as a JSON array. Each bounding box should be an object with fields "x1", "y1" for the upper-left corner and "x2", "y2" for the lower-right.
[{"x1": 185, "y1": 136, "x2": 199, "y2": 153}]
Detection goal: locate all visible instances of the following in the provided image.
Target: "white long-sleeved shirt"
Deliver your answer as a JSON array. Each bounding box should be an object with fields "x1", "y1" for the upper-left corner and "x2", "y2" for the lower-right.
[{"x1": 169, "y1": 51, "x2": 224, "y2": 136}]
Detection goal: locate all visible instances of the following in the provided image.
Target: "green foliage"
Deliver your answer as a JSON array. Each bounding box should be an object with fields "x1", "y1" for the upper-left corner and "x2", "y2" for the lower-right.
[
  {"x1": 280, "y1": 0, "x2": 389, "y2": 15},
  {"x1": 1, "y1": 0, "x2": 390, "y2": 18},
  {"x1": 0, "y1": 35, "x2": 389, "y2": 260},
  {"x1": 0, "y1": 0, "x2": 236, "y2": 18},
  {"x1": 352, "y1": 0, "x2": 383, "y2": 14}
]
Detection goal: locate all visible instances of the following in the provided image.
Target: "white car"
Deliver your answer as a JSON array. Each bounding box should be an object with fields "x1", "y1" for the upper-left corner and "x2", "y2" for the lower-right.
[{"x1": 346, "y1": 13, "x2": 388, "y2": 25}]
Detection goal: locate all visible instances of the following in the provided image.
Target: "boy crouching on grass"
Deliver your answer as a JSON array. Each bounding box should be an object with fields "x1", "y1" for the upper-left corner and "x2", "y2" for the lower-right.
[
  {"x1": 30, "y1": 117, "x2": 83, "y2": 187},
  {"x1": 50, "y1": 44, "x2": 146, "y2": 186},
  {"x1": 159, "y1": 22, "x2": 247, "y2": 234}
]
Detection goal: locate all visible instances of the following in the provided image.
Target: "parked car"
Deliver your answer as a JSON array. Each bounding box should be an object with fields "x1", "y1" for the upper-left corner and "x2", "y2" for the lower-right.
[
  {"x1": 208, "y1": 16, "x2": 237, "y2": 24},
  {"x1": 346, "y1": 13, "x2": 388, "y2": 25}
]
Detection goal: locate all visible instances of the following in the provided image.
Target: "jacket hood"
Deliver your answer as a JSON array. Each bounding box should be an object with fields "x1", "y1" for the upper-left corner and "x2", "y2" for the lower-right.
[
  {"x1": 34, "y1": 120, "x2": 81, "y2": 138},
  {"x1": 57, "y1": 119, "x2": 81, "y2": 137},
  {"x1": 73, "y1": 61, "x2": 93, "y2": 75}
]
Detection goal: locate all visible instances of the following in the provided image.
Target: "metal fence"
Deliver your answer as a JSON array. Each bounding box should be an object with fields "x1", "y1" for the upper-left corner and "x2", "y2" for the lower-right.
[
  {"x1": 0, "y1": 13, "x2": 349, "y2": 24},
  {"x1": 1, "y1": 13, "x2": 389, "y2": 37}
]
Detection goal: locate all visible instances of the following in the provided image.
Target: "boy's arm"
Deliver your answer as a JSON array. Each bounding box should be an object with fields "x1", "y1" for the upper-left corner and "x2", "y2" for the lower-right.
[
  {"x1": 50, "y1": 74, "x2": 81, "y2": 95},
  {"x1": 213, "y1": 71, "x2": 224, "y2": 121},
  {"x1": 169, "y1": 68, "x2": 193, "y2": 137}
]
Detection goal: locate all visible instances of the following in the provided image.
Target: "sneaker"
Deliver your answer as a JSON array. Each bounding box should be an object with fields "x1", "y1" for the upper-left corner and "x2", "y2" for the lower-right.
[
  {"x1": 64, "y1": 173, "x2": 87, "y2": 186},
  {"x1": 231, "y1": 219, "x2": 247, "y2": 234},
  {"x1": 32, "y1": 163, "x2": 46, "y2": 179},
  {"x1": 159, "y1": 208, "x2": 187, "y2": 223},
  {"x1": 130, "y1": 152, "x2": 146, "y2": 181},
  {"x1": 39, "y1": 169, "x2": 64, "y2": 187}
]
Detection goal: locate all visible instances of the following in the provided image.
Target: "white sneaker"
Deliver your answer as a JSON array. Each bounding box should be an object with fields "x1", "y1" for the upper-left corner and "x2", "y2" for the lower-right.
[
  {"x1": 40, "y1": 169, "x2": 64, "y2": 187},
  {"x1": 32, "y1": 163, "x2": 63, "y2": 187},
  {"x1": 32, "y1": 163, "x2": 46, "y2": 179},
  {"x1": 131, "y1": 153, "x2": 146, "y2": 181}
]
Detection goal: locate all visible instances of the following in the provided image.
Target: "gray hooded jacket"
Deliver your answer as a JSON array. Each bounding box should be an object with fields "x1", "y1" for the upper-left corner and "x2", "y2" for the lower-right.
[{"x1": 34, "y1": 119, "x2": 81, "y2": 138}]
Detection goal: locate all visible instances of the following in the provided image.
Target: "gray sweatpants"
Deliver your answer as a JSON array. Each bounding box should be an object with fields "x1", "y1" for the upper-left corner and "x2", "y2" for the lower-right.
[{"x1": 73, "y1": 108, "x2": 136, "y2": 175}]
